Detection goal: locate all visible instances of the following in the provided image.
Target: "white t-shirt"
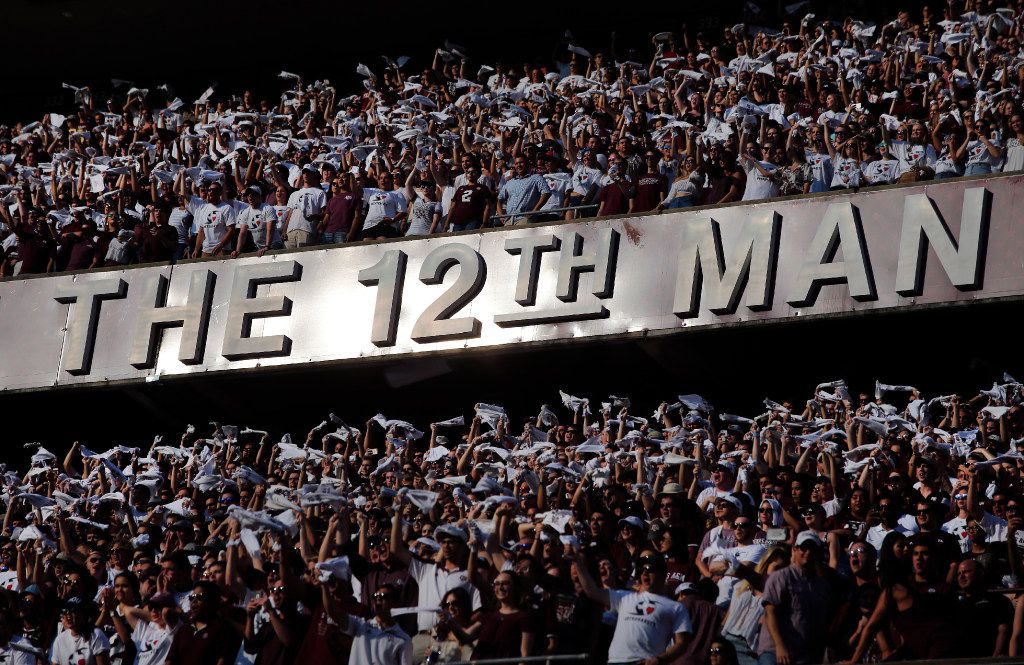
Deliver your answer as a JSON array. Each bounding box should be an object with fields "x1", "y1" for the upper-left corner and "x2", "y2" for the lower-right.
[
  {"x1": 966, "y1": 138, "x2": 1001, "y2": 167},
  {"x1": 806, "y1": 152, "x2": 833, "y2": 189},
  {"x1": 541, "y1": 173, "x2": 571, "y2": 210},
  {"x1": 741, "y1": 160, "x2": 779, "y2": 201},
  {"x1": 934, "y1": 149, "x2": 961, "y2": 177},
  {"x1": 406, "y1": 197, "x2": 441, "y2": 237},
  {"x1": 285, "y1": 187, "x2": 328, "y2": 235},
  {"x1": 0, "y1": 636, "x2": 39, "y2": 665},
  {"x1": 865, "y1": 521, "x2": 916, "y2": 552},
  {"x1": 453, "y1": 172, "x2": 494, "y2": 191},
  {"x1": 821, "y1": 497, "x2": 842, "y2": 518},
  {"x1": 343, "y1": 616, "x2": 412, "y2": 665},
  {"x1": 272, "y1": 206, "x2": 290, "y2": 234},
  {"x1": 942, "y1": 511, "x2": 1006, "y2": 552},
  {"x1": 132, "y1": 619, "x2": 179, "y2": 665},
  {"x1": 889, "y1": 141, "x2": 937, "y2": 174},
  {"x1": 186, "y1": 196, "x2": 237, "y2": 253},
  {"x1": 0, "y1": 569, "x2": 18, "y2": 592},
  {"x1": 696, "y1": 486, "x2": 731, "y2": 512},
  {"x1": 570, "y1": 164, "x2": 604, "y2": 196},
  {"x1": 606, "y1": 589, "x2": 692, "y2": 662},
  {"x1": 861, "y1": 159, "x2": 899, "y2": 185},
  {"x1": 830, "y1": 157, "x2": 862, "y2": 188},
  {"x1": 361, "y1": 188, "x2": 407, "y2": 231},
  {"x1": 50, "y1": 627, "x2": 110, "y2": 665},
  {"x1": 407, "y1": 559, "x2": 481, "y2": 631},
  {"x1": 237, "y1": 203, "x2": 279, "y2": 249}
]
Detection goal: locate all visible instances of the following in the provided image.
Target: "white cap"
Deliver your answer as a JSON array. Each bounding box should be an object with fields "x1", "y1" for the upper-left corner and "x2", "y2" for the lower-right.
[{"x1": 795, "y1": 530, "x2": 823, "y2": 548}]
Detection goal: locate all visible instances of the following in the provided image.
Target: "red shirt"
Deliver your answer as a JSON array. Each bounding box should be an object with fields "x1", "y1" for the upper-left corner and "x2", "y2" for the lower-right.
[
  {"x1": 448, "y1": 183, "x2": 490, "y2": 226},
  {"x1": 325, "y1": 191, "x2": 357, "y2": 233},
  {"x1": 597, "y1": 178, "x2": 634, "y2": 216},
  {"x1": 633, "y1": 173, "x2": 668, "y2": 213}
]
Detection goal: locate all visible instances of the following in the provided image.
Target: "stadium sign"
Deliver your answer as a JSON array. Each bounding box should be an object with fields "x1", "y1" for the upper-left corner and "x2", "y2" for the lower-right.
[{"x1": 0, "y1": 176, "x2": 1018, "y2": 392}]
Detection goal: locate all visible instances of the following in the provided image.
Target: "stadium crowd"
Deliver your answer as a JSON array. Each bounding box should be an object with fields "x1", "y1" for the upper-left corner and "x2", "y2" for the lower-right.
[
  {"x1": 0, "y1": 376, "x2": 1022, "y2": 665},
  {"x1": 2, "y1": 1, "x2": 1024, "y2": 276}
]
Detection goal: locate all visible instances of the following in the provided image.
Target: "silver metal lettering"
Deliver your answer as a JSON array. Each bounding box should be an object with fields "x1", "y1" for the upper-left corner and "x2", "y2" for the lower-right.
[
  {"x1": 410, "y1": 243, "x2": 486, "y2": 343},
  {"x1": 555, "y1": 228, "x2": 619, "y2": 301},
  {"x1": 358, "y1": 250, "x2": 407, "y2": 347},
  {"x1": 895, "y1": 187, "x2": 991, "y2": 296},
  {"x1": 129, "y1": 270, "x2": 215, "y2": 369},
  {"x1": 221, "y1": 261, "x2": 301, "y2": 360},
  {"x1": 787, "y1": 202, "x2": 876, "y2": 307},
  {"x1": 54, "y1": 277, "x2": 128, "y2": 375},
  {"x1": 494, "y1": 228, "x2": 619, "y2": 327},
  {"x1": 504, "y1": 234, "x2": 560, "y2": 306},
  {"x1": 674, "y1": 212, "x2": 780, "y2": 318}
]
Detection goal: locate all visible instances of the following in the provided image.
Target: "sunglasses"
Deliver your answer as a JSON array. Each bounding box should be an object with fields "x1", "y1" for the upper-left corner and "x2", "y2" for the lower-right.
[{"x1": 372, "y1": 592, "x2": 393, "y2": 600}]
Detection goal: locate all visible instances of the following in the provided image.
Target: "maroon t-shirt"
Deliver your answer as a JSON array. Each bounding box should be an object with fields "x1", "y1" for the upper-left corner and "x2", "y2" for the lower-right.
[
  {"x1": 633, "y1": 173, "x2": 668, "y2": 213},
  {"x1": 325, "y1": 191, "x2": 357, "y2": 233},
  {"x1": 448, "y1": 183, "x2": 490, "y2": 226},
  {"x1": 139, "y1": 224, "x2": 178, "y2": 263},
  {"x1": 597, "y1": 179, "x2": 634, "y2": 216},
  {"x1": 14, "y1": 223, "x2": 52, "y2": 274},
  {"x1": 166, "y1": 619, "x2": 240, "y2": 665},
  {"x1": 65, "y1": 234, "x2": 99, "y2": 271}
]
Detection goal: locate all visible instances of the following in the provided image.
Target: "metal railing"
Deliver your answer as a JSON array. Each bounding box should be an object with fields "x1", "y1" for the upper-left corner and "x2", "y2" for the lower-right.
[
  {"x1": 489, "y1": 204, "x2": 599, "y2": 224},
  {"x1": 445, "y1": 654, "x2": 588, "y2": 665}
]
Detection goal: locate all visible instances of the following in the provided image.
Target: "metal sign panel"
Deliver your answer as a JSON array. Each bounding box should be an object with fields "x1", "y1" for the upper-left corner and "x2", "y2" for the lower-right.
[{"x1": 0, "y1": 175, "x2": 1021, "y2": 392}]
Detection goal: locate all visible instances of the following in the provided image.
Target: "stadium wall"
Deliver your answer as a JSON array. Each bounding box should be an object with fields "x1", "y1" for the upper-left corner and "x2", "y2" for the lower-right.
[{"x1": 0, "y1": 173, "x2": 1019, "y2": 394}]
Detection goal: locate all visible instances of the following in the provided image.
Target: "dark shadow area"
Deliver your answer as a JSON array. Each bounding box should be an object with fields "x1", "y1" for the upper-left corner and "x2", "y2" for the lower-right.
[{"x1": 1, "y1": 297, "x2": 1017, "y2": 464}]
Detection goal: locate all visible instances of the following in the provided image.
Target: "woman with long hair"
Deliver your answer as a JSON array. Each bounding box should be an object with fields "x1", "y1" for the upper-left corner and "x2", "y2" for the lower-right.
[
  {"x1": 427, "y1": 588, "x2": 473, "y2": 663},
  {"x1": 773, "y1": 146, "x2": 812, "y2": 196},
  {"x1": 444, "y1": 571, "x2": 534, "y2": 660},
  {"x1": 834, "y1": 487, "x2": 871, "y2": 542},
  {"x1": 1004, "y1": 114, "x2": 1024, "y2": 173},
  {"x1": 709, "y1": 635, "x2": 740, "y2": 665},
  {"x1": 97, "y1": 572, "x2": 142, "y2": 665},
  {"x1": 653, "y1": 524, "x2": 695, "y2": 587}
]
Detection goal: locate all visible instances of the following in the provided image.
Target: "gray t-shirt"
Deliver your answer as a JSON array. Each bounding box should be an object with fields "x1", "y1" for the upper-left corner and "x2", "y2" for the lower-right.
[{"x1": 756, "y1": 563, "x2": 832, "y2": 663}]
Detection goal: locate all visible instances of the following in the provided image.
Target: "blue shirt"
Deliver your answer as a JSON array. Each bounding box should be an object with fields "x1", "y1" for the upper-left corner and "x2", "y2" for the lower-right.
[{"x1": 498, "y1": 174, "x2": 547, "y2": 222}]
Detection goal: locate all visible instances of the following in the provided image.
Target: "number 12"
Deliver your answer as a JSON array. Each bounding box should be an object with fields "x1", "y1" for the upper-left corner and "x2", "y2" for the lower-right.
[{"x1": 358, "y1": 244, "x2": 487, "y2": 347}]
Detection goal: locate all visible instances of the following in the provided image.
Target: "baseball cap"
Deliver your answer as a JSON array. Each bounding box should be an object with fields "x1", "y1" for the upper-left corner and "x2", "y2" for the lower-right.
[
  {"x1": 434, "y1": 524, "x2": 469, "y2": 544},
  {"x1": 795, "y1": 531, "x2": 823, "y2": 549},
  {"x1": 618, "y1": 516, "x2": 648, "y2": 531},
  {"x1": 713, "y1": 460, "x2": 736, "y2": 474},
  {"x1": 716, "y1": 495, "x2": 742, "y2": 511}
]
